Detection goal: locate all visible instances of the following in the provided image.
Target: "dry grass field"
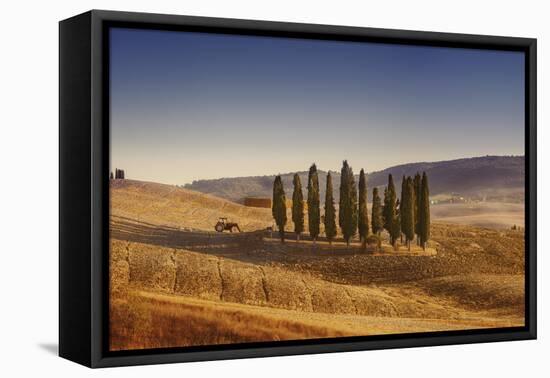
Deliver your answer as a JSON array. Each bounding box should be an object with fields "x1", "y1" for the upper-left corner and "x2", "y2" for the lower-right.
[
  {"x1": 110, "y1": 180, "x2": 525, "y2": 351},
  {"x1": 110, "y1": 179, "x2": 272, "y2": 231}
]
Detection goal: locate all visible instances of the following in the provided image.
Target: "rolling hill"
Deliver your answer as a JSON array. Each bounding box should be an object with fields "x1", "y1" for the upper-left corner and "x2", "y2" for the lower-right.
[
  {"x1": 184, "y1": 155, "x2": 524, "y2": 203},
  {"x1": 109, "y1": 177, "x2": 525, "y2": 350},
  {"x1": 110, "y1": 179, "x2": 272, "y2": 231}
]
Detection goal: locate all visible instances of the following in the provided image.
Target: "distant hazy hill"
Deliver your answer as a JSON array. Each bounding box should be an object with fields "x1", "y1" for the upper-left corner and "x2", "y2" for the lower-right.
[{"x1": 184, "y1": 155, "x2": 524, "y2": 203}]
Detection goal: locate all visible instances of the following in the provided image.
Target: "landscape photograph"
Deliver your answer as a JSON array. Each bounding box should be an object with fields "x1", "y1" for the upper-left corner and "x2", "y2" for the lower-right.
[{"x1": 108, "y1": 27, "x2": 526, "y2": 351}]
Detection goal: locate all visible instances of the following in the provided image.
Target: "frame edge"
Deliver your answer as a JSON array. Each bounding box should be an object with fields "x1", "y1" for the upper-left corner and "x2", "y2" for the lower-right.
[{"x1": 59, "y1": 11, "x2": 94, "y2": 368}]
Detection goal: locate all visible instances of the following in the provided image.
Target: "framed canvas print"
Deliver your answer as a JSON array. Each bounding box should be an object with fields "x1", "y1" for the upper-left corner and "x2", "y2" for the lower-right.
[{"x1": 59, "y1": 10, "x2": 537, "y2": 368}]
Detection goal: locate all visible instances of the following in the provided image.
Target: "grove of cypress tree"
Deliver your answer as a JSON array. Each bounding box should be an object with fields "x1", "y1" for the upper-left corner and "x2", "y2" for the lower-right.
[
  {"x1": 419, "y1": 172, "x2": 431, "y2": 250},
  {"x1": 402, "y1": 177, "x2": 416, "y2": 250},
  {"x1": 292, "y1": 173, "x2": 304, "y2": 241},
  {"x1": 339, "y1": 160, "x2": 358, "y2": 246},
  {"x1": 371, "y1": 187, "x2": 383, "y2": 236},
  {"x1": 115, "y1": 168, "x2": 125, "y2": 179},
  {"x1": 272, "y1": 175, "x2": 287, "y2": 242},
  {"x1": 358, "y1": 169, "x2": 369, "y2": 244},
  {"x1": 414, "y1": 172, "x2": 422, "y2": 245},
  {"x1": 307, "y1": 164, "x2": 320, "y2": 243},
  {"x1": 324, "y1": 172, "x2": 337, "y2": 245}
]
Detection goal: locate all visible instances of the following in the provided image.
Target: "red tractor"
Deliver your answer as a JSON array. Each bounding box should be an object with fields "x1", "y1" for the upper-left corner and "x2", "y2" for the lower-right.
[{"x1": 214, "y1": 217, "x2": 241, "y2": 233}]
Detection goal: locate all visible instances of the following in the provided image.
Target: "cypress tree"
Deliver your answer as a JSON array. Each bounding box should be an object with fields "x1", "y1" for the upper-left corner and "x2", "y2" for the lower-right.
[
  {"x1": 110, "y1": 172, "x2": 114, "y2": 180},
  {"x1": 400, "y1": 176, "x2": 407, "y2": 243},
  {"x1": 324, "y1": 172, "x2": 337, "y2": 245},
  {"x1": 384, "y1": 175, "x2": 395, "y2": 232},
  {"x1": 272, "y1": 175, "x2": 287, "y2": 242},
  {"x1": 291, "y1": 173, "x2": 304, "y2": 241},
  {"x1": 419, "y1": 172, "x2": 431, "y2": 250},
  {"x1": 382, "y1": 186, "x2": 389, "y2": 231},
  {"x1": 402, "y1": 177, "x2": 415, "y2": 250},
  {"x1": 358, "y1": 169, "x2": 369, "y2": 244},
  {"x1": 371, "y1": 187, "x2": 383, "y2": 236},
  {"x1": 350, "y1": 170, "x2": 359, "y2": 244},
  {"x1": 414, "y1": 172, "x2": 422, "y2": 245},
  {"x1": 391, "y1": 199, "x2": 401, "y2": 249},
  {"x1": 339, "y1": 160, "x2": 358, "y2": 246},
  {"x1": 383, "y1": 174, "x2": 398, "y2": 246},
  {"x1": 307, "y1": 164, "x2": 321, "y2": 243}
]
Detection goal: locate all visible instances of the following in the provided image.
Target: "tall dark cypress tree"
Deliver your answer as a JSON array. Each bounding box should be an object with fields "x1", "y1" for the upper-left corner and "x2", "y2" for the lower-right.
[
  {"x1": 358, "y1": 169, "x2": 369, "y2": 244},
  {"x1": 400, "y1": 176, "x2": 407, "y2": 243},
  {"x1": 414, "y1": 172, "x2": 422, "y2": 245},
  {"x1": 307, "y1": 164, "x2": 320, "y2": 243},
  {"x1": 110, "y1": 172, "x2": 114, "y2": 180},
  {"x1": 292, "y1": 173, "x2": 304, "y2": 241},
  {"x1": 324, "y1": 172, "x2": 337, "y2": 245},
  {"x1": 339, "y1": 160, "x2": 358, "y2": 246},
  {"x1": 383, "y1": 174, "x2": 398, "y2": 246},
  {"x1": 391, "y1": 199, "x2": 401, "y2": 249},
  {"x1": 382, "y1": 186, "x2": 389, "y2": 231},
  {"x1": 402, "y1": 177, "x2": 415, "y2": 250},
  {"x1": 272, "y1": 175, "x2": 287, "y2": 242},
  {"x1": 341, "y1": 162, "x2": 349, "y2": 229},
  {"x1": 419, "y1": 172, "x2": 431, "y2": 250},
  {"x1": 350, "y1": 174, "x2": 358, "y2": 243},
  {"x1": 371, "y1": 187, "x2": 383, "y2": 236}
]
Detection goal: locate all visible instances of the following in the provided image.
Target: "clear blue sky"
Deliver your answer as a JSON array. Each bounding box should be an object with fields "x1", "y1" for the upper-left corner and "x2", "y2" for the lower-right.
[{"x1": 110, "y1": 27, "x2": 525, "y2": 185}]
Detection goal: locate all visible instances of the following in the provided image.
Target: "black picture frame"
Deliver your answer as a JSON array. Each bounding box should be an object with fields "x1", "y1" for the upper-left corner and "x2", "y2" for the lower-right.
[{"x1": 59, "y1": 9, "x2": 537, "y2": 368}]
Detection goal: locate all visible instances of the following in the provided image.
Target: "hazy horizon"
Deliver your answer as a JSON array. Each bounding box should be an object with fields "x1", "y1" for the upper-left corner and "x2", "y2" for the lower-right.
[
  {"x1": 113, "y1": 154, "x2": 524, "y2": 187},
  {"x1": 110, "y1": 28, "x2": 525, "y2": 185}
]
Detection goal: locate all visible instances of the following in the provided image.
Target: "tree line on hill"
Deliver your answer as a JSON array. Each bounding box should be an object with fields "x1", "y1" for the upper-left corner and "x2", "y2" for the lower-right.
[
  {"x1": 272, "y1": 160, "x2": 431, "y2": 250},
  {"x1": 110, "y1": 168, "x2": 126, "y2": 180}
]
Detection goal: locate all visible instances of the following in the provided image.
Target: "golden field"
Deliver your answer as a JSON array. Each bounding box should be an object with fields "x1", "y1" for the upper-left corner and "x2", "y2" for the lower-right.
[{"x1": 110, "y1": 180, "x2": 525, "y2": 351}]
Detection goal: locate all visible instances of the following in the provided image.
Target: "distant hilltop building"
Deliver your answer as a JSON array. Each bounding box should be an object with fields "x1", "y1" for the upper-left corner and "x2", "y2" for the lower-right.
[{"x1": 243, "y1": 197, "x2": 271, "y2": 208}]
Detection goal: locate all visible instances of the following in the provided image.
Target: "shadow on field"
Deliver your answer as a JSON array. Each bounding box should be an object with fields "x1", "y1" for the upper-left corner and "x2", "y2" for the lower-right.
[
  {"x1": 109, "y1": 217, "x2": 379, "y2": 263},
  {"x1": 110, "y1": 217, "x2": 265, "y2": 256}
]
